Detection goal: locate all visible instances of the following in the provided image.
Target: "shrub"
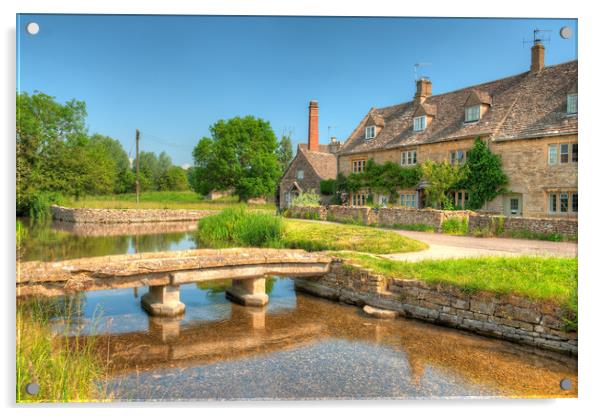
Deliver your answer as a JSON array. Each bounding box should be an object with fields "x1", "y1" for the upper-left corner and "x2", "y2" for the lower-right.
[
  {"x1": 441, "y1": 217, "x2": 468, "y2": 235},
  {"x1": 291, "y1": 189, "x2": 321, "y2": 207},
  {"x1": 197, "y1": 207, "x2": 284, "y2": 248},
  {"x1": 26, "y1": 192, "x2": 63, "y2": 222},
  {"x1": 319, "y1": 179, "x2": 336, "y2": 196}
]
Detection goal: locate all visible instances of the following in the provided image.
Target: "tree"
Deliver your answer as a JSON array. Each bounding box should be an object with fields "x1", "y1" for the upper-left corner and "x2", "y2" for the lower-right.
[
  {"x1": 276, "y1": 132, "x2": 293, "y2": 173},
  {"x1": 158, "y1": 166, "x2": 190, "y2": 191},
  {"x1": 462, "y1": 138, "x2": 508, "y2": 209},
  {"x1": 420, "y1": 160, "x2": 466, "y2": 209},
  {"x1": 89, "y1": 134, "x2": 132, "y2": 193},
  {"x1": 191, "y1": 116, "x2": 280, "y2": 201}
]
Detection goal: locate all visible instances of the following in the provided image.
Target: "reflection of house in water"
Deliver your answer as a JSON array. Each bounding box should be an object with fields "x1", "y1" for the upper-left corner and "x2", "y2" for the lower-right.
[{"x1": 80, "y1": 292, "x2": 576, "y2": 398}]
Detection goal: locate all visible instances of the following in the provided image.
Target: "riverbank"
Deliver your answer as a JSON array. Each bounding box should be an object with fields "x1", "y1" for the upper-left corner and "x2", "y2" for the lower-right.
[{"x1": 295, "y1": 256, "x2": 578, "y2": 355}]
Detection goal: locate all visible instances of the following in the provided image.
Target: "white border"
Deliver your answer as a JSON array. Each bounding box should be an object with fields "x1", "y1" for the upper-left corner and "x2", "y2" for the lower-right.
[{"x1": 2, "y1": 1, "x2": 601, "y2": 415}]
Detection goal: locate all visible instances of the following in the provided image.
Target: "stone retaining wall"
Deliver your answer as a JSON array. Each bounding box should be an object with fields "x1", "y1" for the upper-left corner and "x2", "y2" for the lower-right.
[
  {"x1": 469, "y1": 214, "x2": 578, "y2": 239},
  {"x1": 295, "y1": 260, "x2": 577, "y2": 355},
  {"x1": 51, "y1": 205, "x2": 215, "y2": 224},
  {"x1": 287, "y1": 205, "x2": 470, "y2": 231}
]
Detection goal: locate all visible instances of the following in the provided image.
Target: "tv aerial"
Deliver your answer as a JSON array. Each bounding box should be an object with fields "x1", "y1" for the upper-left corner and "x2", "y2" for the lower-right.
[
  {"x1": 413, "y1": 62, "x2": 431, "y2": 81},
  {"x1": 523, "y1": 28, "x2": 552, "y2": 47}
]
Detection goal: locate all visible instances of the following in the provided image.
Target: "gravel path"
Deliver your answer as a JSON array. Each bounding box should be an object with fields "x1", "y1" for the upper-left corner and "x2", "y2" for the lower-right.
[{"x1": 384, "y1": 229, "x2": 577, "y2": 262}]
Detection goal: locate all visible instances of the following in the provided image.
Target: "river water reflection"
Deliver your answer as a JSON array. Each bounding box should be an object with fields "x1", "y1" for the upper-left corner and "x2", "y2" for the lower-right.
[{"x1": 19, "y1": 220, "x2": 578, "y2": 400}]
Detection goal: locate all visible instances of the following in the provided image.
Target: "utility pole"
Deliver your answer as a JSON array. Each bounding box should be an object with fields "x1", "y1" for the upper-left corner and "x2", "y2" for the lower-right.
[{"x1": 135, "y1": 129, "x2": 140, "y2": 204}]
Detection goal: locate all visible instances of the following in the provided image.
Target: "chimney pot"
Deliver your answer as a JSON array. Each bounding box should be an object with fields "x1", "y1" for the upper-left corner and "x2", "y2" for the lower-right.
[
  {"x1": 308, "y1": 100, "x2": 319, "y2": 151},
  {"x1": 530, "y1": 43, "x2": 545, "y2": 73},
  {"x1": 414, "y1": 78, "x2": 432, "y2": 104}
]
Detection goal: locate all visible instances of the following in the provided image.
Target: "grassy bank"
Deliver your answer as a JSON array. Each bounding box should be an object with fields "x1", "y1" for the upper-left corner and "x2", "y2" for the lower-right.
[
  {"x1": 62, "y1": 191, "x2": 275, "y2": 211},
  {"x1": 16, "y1": 298, "x2": 107, "y2": 402},
  {"x1": 196, "y1": 208, "x2": 428, "y2": 254},
  {"x1": 335, "y1": 252, "x2": 577, "y2": 317}
]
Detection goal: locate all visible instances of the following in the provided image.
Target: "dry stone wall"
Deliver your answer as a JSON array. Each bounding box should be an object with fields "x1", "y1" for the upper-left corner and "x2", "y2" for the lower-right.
[
  {"x1": 51, "y1": 205, "x2": 215, "y2": 224},
  {"x1": 295, "y1": 260, "x2": 577, "y2": 355},
  {"x1": 469, "y1": 214, "x2": 577, "y2": 239}
]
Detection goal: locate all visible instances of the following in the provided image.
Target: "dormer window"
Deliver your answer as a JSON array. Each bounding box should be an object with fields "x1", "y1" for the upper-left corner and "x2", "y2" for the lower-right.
[
  {"x1": 413, "y1": 116, "x2": 426, "y2": 132},
  {"x1": 465, "y1": 105, "x2": 480, "y2": 122},
  {"x1": 567, "y1": 93, "x2": 578, "y2": 114},
  {"x1": 365, "y1": 125, "x2": 376, "y2": 140}
]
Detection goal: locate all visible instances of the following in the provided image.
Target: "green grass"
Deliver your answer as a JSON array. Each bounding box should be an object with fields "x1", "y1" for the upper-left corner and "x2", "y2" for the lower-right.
[
  {"x1": 196, "y1": 208, "x2": 428, "y2": 254},
  {"x1": 388, "y1": 223, "x2": 436, "y2": 233},
  {"x1": 62, "y1": 191, "x2": 275, "y2": 211},
  {"x1": 16, "y1": 298, "x2": 108, "y2": 402},
  {"x1": 507, "y1": 230, "x2": 577, "y2": 242},
  {"x1": 335, "y1": 252, "x2": 577, "y2": 319},
  {"x1": 441, "y1": 217, "x2": 469, "y2": 235},
  {"x1": 281, "y1": 219, "x2": 427, "y2": 254}
]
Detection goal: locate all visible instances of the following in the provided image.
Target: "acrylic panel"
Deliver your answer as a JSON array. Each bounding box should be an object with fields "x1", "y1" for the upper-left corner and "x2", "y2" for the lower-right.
[{"x1": 16, "y1": 14, "x2": 578, "y2": 403}]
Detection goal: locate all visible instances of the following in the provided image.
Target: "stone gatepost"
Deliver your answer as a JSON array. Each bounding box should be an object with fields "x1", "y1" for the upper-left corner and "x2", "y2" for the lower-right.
[
  {"x1": 141, "y1": 284, "x2": 185, "y2": 317},
  {"x1": 226, "y1": 277, "x2": 269, "y2": 307}
]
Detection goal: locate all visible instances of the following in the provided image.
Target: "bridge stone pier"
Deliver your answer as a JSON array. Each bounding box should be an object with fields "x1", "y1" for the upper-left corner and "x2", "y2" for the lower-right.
[{"x1": 17, "y1": 248, "x2": 332, "y2": 317}]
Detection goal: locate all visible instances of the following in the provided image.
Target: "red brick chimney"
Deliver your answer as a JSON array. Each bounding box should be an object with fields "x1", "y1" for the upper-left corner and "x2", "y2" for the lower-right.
[
  {"x1": 308, "y1": 100, "x2": 319, "y2": 151},
  {"x1": 530, "y1": 42, "x2": 545, "y2": 73}
]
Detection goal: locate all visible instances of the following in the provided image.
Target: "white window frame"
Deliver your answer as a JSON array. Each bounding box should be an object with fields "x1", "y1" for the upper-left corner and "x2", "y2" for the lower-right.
[
  {"x1": 413, "y1": 116, "x2": 426, "y2": 132},
  {"x1": 399, "y1": 192, "x2": 417, "y2": 208},
  {"x1": 548, "y1": 192, "x2": 578, "y2": 215},
  {"x1": 560, "y1": 144, "x2": 569, "y2": 164},
  {"x1": 296, "y1": 169, "x2": 304, "y2": 180},
  {"x1": 465, "y1": 105, "x2": 481, "y2": 122},
  {"x1": 401, "y1": 150, "x2": 417, "y2": 166},
  {"x1": 548, "y1": 144, "x2": 558, "y2": 165},
  {"x1": 365, "y1": 125, "x2": 376, "y2": 140},
  {"x1": 450, "y1": 150, "x2": 466, "y2": 165},
  {"x1": 352, "y1": 159, "x2": 366, "y2": 173},
  {"x1": 567, "y1": 93, "x2": 578, "y2": 114}
]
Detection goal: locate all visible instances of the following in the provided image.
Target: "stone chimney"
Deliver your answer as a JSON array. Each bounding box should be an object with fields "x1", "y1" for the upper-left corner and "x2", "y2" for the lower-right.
[
  {"x1": 530, "y1": 42, "x2": 545, "y2": 74},
  {"x1": 414, "y1": 77, "x2": 432, "y2": 104},
  {"x1": 308, "y1": 100, "x2": 319, "y2": 151},
  {"x1": 328, "y1": 137, "x2": 341, "y2": 154}
]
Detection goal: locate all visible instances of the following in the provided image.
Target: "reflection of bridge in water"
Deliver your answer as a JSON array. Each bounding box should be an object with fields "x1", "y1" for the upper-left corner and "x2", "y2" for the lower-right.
[
  {"x1": 18, "y1": 248, "x2": 332, "y2": 315},
  {"x1": 77, "y1": 293, "x2": 576, "y2": 398}
]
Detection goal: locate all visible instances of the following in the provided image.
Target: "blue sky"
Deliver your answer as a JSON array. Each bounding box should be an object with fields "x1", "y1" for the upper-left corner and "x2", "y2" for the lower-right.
[{"x1": 17, "y1": 15, "x2": 577, "y2": 166}]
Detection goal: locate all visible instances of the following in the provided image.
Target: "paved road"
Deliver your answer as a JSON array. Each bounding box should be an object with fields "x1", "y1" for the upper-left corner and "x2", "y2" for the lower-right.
[{"x1": 384, "y1": 229, "x2": 577, "y2": 262}]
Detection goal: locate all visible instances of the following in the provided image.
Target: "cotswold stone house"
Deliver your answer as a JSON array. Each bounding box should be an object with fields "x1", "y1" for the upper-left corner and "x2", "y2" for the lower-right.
[
  {"x1": 338, "y1": 43, "x2": 577, "y2": 218},
  {"x1": 277, "y1": 101, "x2": 339, "y2": 209}
]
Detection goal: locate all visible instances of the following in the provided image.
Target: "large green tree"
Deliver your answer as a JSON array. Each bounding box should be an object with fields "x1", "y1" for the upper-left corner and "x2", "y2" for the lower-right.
[
  {"x1": 191, "y1": 116, "x2": 280, "y2": 201},
  {"x1": 89, "y1": 134, "x2": 133, "y2": 193},
  {"x1": 420, "y1": 160, "x2": 466, "y2": 209},
  {"x1": 276, "y1": 132, "x2": 293, "y2": 173},
  {"x1": 462, "y1": 138, "x2": 508, "y2": 209}
]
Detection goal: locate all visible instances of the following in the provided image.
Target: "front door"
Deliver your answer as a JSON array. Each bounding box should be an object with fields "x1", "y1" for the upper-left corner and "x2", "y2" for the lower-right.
[{"x1": 504, "y1": 194, "x2": 523, "y2": 216}]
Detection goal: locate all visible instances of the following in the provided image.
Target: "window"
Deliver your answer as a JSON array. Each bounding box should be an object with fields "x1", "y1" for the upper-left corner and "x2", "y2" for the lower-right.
[
  {"x1": 549, "y1": 193, "x2": 557, "y2": 213},
  {"x1": 352, "y1": 159, "x2": 366, "y2": 173},
  {"x1": 351, "y1": 192, "x2": 367, "y2": 206},
  {"x1": 365, "y1": 126, "x2": 376, "y2": 139},
  {"x1": 399, "y1": 193, "x2": 417, "y2": 208},
  {"x1": 379, "y1": 195, "x2": 388, "y2": 206},
  {"x1": 560, "y1": 144, "x2": 569, "y2": 164},
  {"x1": 450, "y1": 150, "x2": 466, "y2": 165},
  {"x1": 465, "y1": 105, "x2": 480, "y2": 122},
  {"x1": 567, "y1": 93, "x2": 578, "y2": 114},
  {"x1": 548, "y1": 143, "x2": 577, "y2": 165},
  {"x1": 548, "y1": 192, "x2": 578, "y2": 214},
  {"x1": 296, "y1": 169, "x2": 304, "y2": 180},
  {"x1": 413, "y1": 116, "x2": 426, "y2": 131},
  {"x1": 548, "y1": 145, "x2": 558, "y2": 165},
  {"x1": 572, "y1": 144, "x2": 578, "y2": 162},
  {"x1": 401, "y1": 150, "x2": 417, "y2": 166},
  {"x1": 560, "y1": 193, "x2": 569, "y2": 213}
]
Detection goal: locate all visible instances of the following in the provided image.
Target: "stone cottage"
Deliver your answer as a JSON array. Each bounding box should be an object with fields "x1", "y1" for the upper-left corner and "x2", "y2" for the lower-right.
[
  {"x1": 337, "y1": 42, "x2": 577, "y2": 218},
  {"x1": 277, "y1": 101, "x2": 339, "y2": 209}
]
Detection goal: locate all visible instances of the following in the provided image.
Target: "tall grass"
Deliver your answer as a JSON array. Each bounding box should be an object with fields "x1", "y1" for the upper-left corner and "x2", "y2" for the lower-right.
[
  {"x1": 25, "y1": 192, "x2": 63, "y2": 222},
  {"x1": 441, "y1": 217, "x2": 468, "y2": 235},
  {"x1": 16, "y1": 297, "x2": 108, "y2": 402},
  {"x1": 197, "y1": 207, "x2": 284, "y2": 248}
]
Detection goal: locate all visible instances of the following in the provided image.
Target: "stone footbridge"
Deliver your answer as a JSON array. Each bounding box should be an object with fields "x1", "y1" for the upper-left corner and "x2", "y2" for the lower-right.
[{"x1": 17, "y1": 248, "x2": 332, "y2": 316}]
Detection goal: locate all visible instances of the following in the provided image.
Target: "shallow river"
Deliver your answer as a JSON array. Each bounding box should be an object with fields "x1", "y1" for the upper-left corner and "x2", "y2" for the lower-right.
[{"x1": 19, "y1": 220, "x2": 578, "y2": 400}]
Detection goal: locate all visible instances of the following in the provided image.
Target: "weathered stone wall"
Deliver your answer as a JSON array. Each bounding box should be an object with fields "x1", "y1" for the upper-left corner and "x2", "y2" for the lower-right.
[
  {"x1": 469, "y1": 214, "x2": 577, "y2": 239},
  {"x1": 296, "y1": 260, "x2": 577, "y2": 355},
  {"x1": 51, "y1": 205, "x2": 214, "y2": 224},
  {"x1": 377, "y1": 207, "x2": 472, "y2": 230},
  {"x1": 327, "y1": 205, "x2": 377, "y2": 225},
  {"x1": 286, "y1": 206, "x2": 328, "y2": 220}
]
